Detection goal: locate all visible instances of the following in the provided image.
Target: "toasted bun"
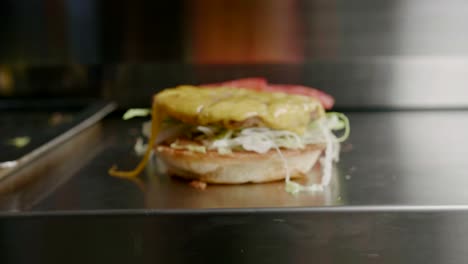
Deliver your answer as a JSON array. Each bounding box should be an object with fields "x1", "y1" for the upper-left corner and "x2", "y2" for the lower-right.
[{"x1": 155, "y1": 144, "x2": 325, "y2": 184}]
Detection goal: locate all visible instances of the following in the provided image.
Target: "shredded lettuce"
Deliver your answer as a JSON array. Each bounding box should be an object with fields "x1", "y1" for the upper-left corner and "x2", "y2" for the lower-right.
[
  {"x1": 318, "y1": 119, "x2": 335, "y2": 186},
  {"x1": 137, "y1": 109, "x2": 350, "y2": 193},
  {"x1": 286, "y1": 181, "x2": 324, "y2": 194},
  {"x1": 326, "y1": 112, "x2": 350, "y2": 142},
  {"x1": 134, "y1": 137, "x2": 147, "y2": 156},
  {"x1": 140, "y1": 112, "x2": 350, "y2": 156},
  {"x1": 196, "y1": 126, "x2": 220, "y2": 137},
  {"x1": 208, "y1": 113, "x2": 349, "y2": 156},
  {"x1": 6, "y1": 137, "x2": 30, "y2": 148},
  {"x1": 122, "y1": 108, "x2": 151, "y2": 120},
  {"x1": 210, "y1": 128, "x2": 304, "y2": 154}
]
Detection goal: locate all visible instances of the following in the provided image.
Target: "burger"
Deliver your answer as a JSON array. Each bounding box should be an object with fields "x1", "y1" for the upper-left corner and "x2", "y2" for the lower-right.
[{"x1": 110, "y1": 78, "x2": 349, "y2": 193}]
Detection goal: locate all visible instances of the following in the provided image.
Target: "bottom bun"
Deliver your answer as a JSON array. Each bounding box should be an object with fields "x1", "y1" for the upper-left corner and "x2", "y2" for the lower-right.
[{"x1": 155, "y1": 144, "x2": 325, "y2": 184}]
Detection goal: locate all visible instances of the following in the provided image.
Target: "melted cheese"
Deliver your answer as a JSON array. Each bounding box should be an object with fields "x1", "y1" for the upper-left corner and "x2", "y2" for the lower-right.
[
  {"x1": 108, "y1": 99, "x2": 161, "y2": 178},
  {"x1": 155, "y1": 85, "x2": 323, "y2": 134}
]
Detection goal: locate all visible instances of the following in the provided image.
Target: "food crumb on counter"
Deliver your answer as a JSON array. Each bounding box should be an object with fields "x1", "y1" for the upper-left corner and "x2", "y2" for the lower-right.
[{"x1": 190, "y1": 180, "x2": 207, "y2": 190}]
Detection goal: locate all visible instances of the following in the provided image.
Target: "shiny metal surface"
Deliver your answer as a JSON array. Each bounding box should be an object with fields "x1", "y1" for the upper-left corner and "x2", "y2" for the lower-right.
[
  {"x1": 1, "y1": 109, "x2": 468, "y2": 263},
  {"x1": 0, "y1": 100, "x2": 116, "y2": 180},
  {"x1": 2, "y1": 210, "x2": 468, "y2": 264},
  {"x1": 0, "y1": 110, "x2": 460, "y2": 211},
  {"x1": 0, "y1": 124, "x2": 105, "y2": 210}
]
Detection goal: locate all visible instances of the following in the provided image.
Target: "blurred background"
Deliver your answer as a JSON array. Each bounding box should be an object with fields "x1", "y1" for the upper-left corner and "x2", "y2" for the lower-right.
[{"x1": 1, "y1": 0, "x2": 468, "y2": 108}]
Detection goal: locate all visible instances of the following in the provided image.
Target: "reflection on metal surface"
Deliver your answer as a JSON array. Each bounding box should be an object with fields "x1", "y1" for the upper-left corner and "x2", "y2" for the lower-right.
[
  {"x1": 0, "y1": 123, "x2": 105, "y2": 210},
  {"x1": 396, "y1": 0, "x2": 468, "y2": 56},
  {"x1": 0, "y1": 101, "x2": 116, "y2": 180},
  {"x1": 2, "y1": 210, "x2": 468, "y2": 263},
  {"x1": 0, "y1": 161, "x2": 17, "y2": 169},
  {"x1": 143, "y1": 160, "x2": 341, "y2": 209},
  {"x1": 19, "y1": 111, "x2": 468, "y2": 211},
  {"x1": 338, "y1": 111, "x2": 468, "y2": 206},
  {"x1": 392, "y1": 112, "x2": 468, "y2": 203},
  {"x1": 387, "y1": 57, "x2": 468, "y2": 107}
]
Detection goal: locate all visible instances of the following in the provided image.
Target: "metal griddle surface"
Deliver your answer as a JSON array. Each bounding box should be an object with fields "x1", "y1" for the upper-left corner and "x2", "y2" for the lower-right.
[
  {"x1": 2, "y1": 110, "x2": 465, "y2": 212},
  {"x1": 0, "y1": 100, "x2": 115, "y2": 163}
]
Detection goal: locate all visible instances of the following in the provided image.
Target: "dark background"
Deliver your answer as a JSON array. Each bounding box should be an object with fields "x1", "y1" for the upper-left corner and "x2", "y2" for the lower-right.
[{"x1": 1, "y1": 0, "x2": 468, "y2": 108}]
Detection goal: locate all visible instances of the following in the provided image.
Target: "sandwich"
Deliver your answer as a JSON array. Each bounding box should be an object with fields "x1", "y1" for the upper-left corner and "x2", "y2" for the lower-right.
[{"x1": 110, "y1": 78, "x2": 349, "y2": 193}]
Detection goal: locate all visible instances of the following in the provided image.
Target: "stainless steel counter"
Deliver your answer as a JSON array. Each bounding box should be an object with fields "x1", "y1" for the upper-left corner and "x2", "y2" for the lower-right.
[
  {"x1": 4, "y1": 110, "x2": 467, "y2": 210},
  {"x1": 1, "y1": 110, "x2": 468, "y2": 263}
]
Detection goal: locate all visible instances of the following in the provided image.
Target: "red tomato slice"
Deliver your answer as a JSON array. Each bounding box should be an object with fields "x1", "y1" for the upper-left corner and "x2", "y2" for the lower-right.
[
  {"x1": 201, "y1": 78, "x2": 334, "y2": 109},
  {"x1": 267, "y1": 84, "x2": 335, "y2": 109}
]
